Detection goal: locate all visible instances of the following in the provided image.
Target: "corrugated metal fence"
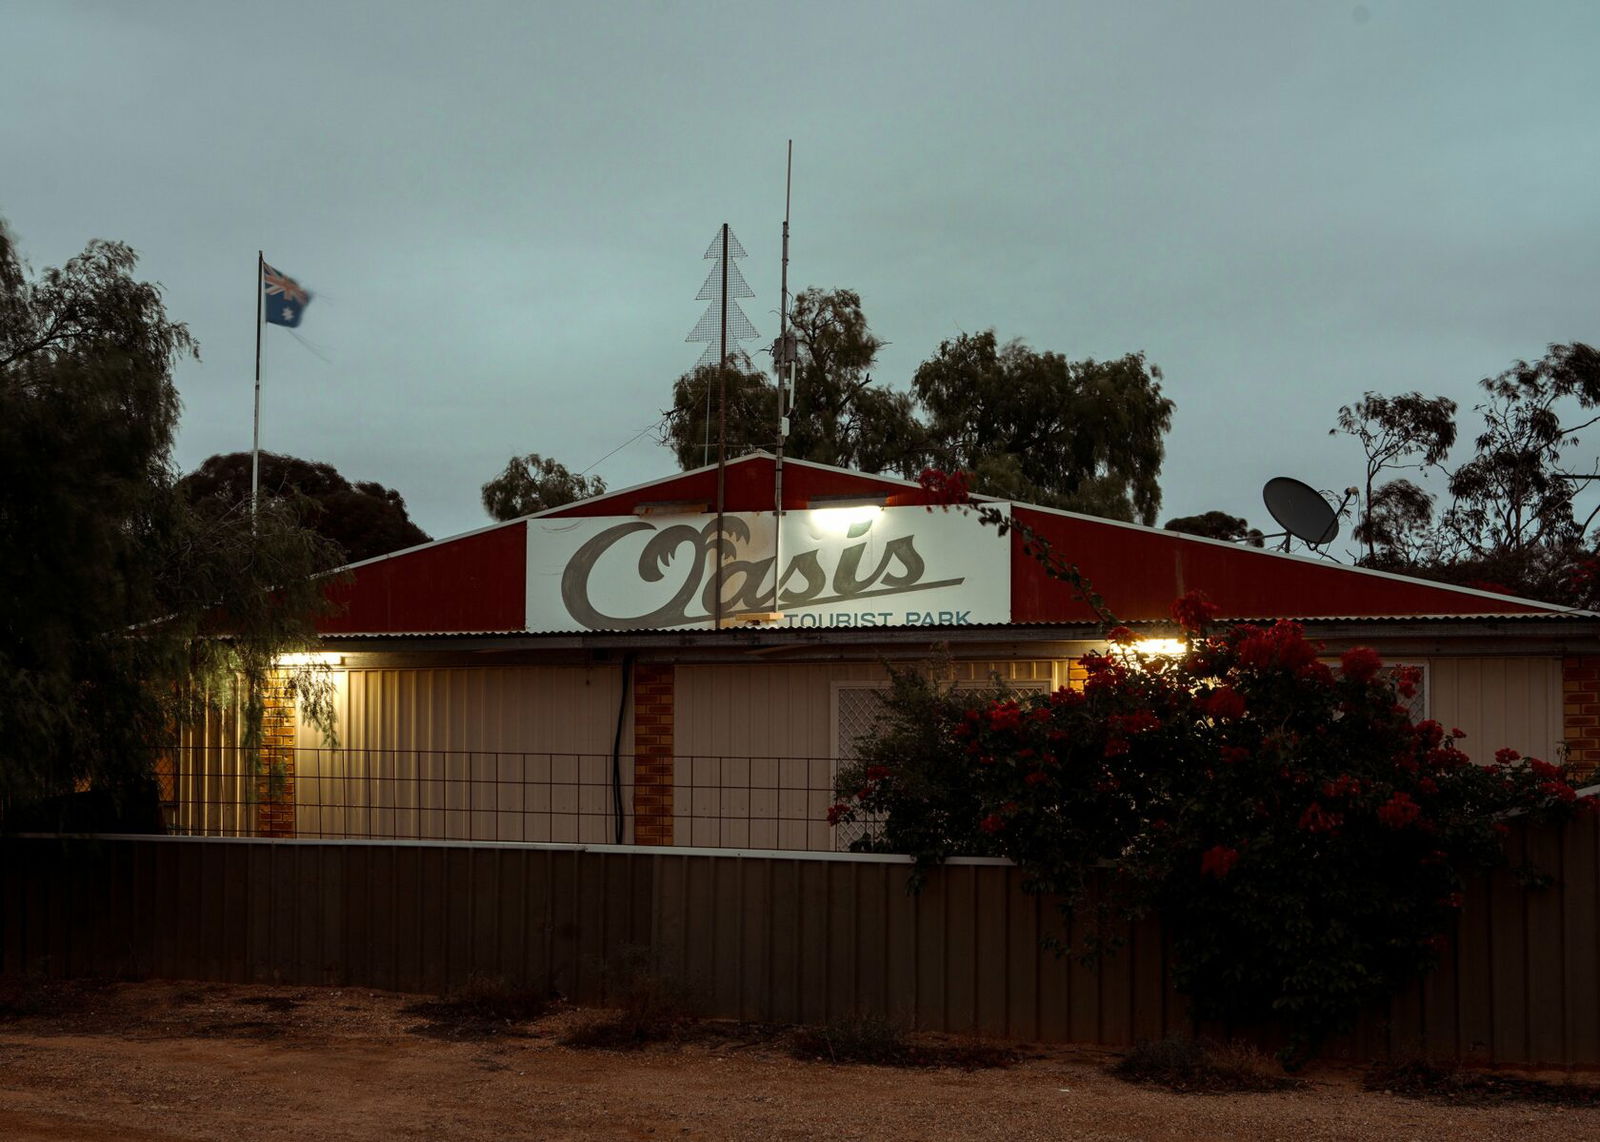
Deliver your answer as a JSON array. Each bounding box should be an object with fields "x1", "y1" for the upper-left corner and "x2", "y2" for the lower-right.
[{"x1": 4, "y1": 814, "x2": 1600, "y2": 1065}]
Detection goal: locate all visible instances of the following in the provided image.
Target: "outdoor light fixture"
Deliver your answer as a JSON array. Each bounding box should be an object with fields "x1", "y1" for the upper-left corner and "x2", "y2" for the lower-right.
[
  {"x1": 275, "y1": 652, "x2": 344, "y2": 667},
  {"x1": 1110, "y1": 638, "x2": 1187, "y2": 663}
]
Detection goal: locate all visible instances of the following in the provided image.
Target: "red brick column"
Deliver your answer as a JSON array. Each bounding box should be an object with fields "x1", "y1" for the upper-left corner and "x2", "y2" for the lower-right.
[
  {"x1": 632, "y1": 663, "x2": 675, "y2": 845},
  {"x1": 255, "y1": 671, "x2": 297, "y2": 837},
  {"x1": 1563, "y1": 657, "x2": 1600, "y2": 781}
]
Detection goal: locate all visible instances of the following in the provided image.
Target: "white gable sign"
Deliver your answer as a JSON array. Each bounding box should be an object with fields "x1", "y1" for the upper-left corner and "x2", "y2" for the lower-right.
[{"x1": 526, "y1": 506, "x2": 1010, "y2": 631}]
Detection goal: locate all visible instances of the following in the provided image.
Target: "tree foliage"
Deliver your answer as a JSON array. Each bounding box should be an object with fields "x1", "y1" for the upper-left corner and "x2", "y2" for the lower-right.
[
  {"x1": 181, "y1": 451, "x2": 430, "y2": 565},
  {"x1": 783, "y1": 287, "x2": 926, "y2": 476},
  {"x1": 663, "y1": 289, "x2": 926, "y2": 476},
  {"x1": 0, "y1": 222, "x2": 341, "y2": 812},
  {"x1": 1332, "y1": 391, "x2": 1457, "y2": 562},
  {"x1": 481, "y1": 452, "x2": 607, "y2": 520},
  {"x1": 661, "y1": 361, "x2": 777, "y2": 470},
  {"x1": 832, "y1": 599, "x2": 1588, "y2": 1063},
  {"x1": 1163, "y1": 510, "x2": 1264, "y2": 546},
  {"x1": 913, "y1": 331, "x2": 1172, "y2": 524},
  {"x1": 1332, "y1": 345, "x2": 1600, "y2": 604},
  {"x1": 662, "y1": 291, "x2": 1173, "y2": 523}
]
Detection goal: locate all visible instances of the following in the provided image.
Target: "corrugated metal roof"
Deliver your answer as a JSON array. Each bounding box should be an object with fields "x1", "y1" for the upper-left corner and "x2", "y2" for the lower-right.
[{"x1": 315, "y1": 611, "x2": 1600, "y2": 641}]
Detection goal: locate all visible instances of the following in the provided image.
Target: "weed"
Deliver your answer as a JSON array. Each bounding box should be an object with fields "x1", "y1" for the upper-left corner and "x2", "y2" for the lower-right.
[
  {"x1": 789, "y1": 1013, "x2": 1017, "y2": 1070},
  {"x1": 1111, "y1": 1035, "x2": 1304, "y2": 1094},
  {"x1": 402, "y1": 973, "x2": 551, "y2": 1041},
  {"x1": 1366, "y1": 1059, "x2": 1600, "y2": 1107},
  {"x1": 0, "y1": 976, "x2": 112, "y2": 1020},
  {"x1": 559, "y1": 948, "x2": 699, "y2": 1050}
]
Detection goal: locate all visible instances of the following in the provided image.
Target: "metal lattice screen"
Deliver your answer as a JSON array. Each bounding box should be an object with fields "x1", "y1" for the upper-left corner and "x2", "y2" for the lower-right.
[{"x1": 831, "y1": 680, "x2": 1051, "y2": 852}]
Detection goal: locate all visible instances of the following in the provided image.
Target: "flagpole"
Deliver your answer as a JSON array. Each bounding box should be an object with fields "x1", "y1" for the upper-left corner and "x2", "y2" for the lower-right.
[{"x1": 252, "y1": 250, "x2": 262, "y2": 527}]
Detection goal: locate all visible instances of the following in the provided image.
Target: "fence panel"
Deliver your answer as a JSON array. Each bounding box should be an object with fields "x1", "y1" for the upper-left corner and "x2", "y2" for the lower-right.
[{"x1": 5, "y1": 817, "x2": 1600, "y2": 1064}]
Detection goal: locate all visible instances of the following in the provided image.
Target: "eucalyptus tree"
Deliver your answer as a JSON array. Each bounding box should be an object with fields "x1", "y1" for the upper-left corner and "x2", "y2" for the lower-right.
[
  {"x1": 0, "y1": 221, "x2": 340, "y2": 813},
  {"x1": 913, "y1": 331, "x2": 1172, "y2": 525}
]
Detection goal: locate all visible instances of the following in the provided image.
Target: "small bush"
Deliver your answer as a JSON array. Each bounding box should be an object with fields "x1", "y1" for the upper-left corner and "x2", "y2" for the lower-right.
[
  {"x1": 1366, "y1": 1060, "x2": 1600, "y2": 1107},
  {"x1": 789, "y1": 1013, "x2": 1017, "y2": 1069},
  {"x1": 402, "y1": 973, "x2": 551, "y2": 1040},
  {"x1": 0, "y1": 975, "x2": 112, "y2": 1019},
  {"x1": 1111, "y1": 1036, "x2": 1304, "y2": 1094},
  {"x1": 791, "y1": 1013, "x2": 911, "y2": 1065},
  {"x1": 559, "y1": 949, "x2": 699, "y2": 1050}
]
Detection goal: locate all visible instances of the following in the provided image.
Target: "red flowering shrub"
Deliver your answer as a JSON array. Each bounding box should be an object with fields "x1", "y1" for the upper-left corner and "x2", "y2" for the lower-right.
[
  {"x1": 1200, "y1": 845, "x2": 1239, "y2": 878},
  {"x1": 832, "y1": 609, "x2": 1590, "y2": 1064},
  {"x1": 1339, "y1": 646, "x2": 1383, "y2": 685},
  {"x1": 917, "y1": 467, "x2": 973, "y2": 507},
  {"x1": 1171, "y1": 590, "x2": 1219, "y2": 634}
]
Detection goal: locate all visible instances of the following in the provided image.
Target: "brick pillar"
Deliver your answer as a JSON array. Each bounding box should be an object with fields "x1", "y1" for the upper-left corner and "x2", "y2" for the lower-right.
[
  {"x1": 1562, "y1": 657, "x2": 1600, "y2": 781},
  {"x1": 632, "y1": 663, "x2": 675, "y2": 845},
  {"x1": 255, "y1": 670, "x2": 297, "y2": 837}
]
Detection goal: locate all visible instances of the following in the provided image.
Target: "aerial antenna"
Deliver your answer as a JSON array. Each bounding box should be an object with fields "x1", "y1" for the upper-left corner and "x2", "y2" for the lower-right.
[
  {"x1": 1262, "y1": 476, "x2": 1345, "y2": 551},
  {"x1": 686, "y1": 226, "x2": 759, "y2": 468},
  {"x1": 772, "y1": 141, "x2": 796, "y2": 616}
]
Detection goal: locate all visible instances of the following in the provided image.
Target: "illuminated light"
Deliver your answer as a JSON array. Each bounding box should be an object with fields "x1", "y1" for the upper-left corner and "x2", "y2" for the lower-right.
[
  {"x1": 808, "y1": 505, "x2": 882, "y2": 535},
  {"x1": 1111, "y1": 638, "x2": 1187, "y2": 663},
  {"x1": 276, "y1": 652, "x2": 344, "y2": 667}
]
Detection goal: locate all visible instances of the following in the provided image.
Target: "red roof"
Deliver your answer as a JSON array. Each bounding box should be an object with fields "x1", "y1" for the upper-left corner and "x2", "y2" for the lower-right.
[{"x1": 317, "y1": 455, "x2": 1575, "y2": 635}]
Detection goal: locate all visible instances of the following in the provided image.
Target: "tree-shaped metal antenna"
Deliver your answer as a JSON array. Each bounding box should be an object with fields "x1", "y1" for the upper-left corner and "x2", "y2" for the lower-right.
[
  {"x1": 685, "y1": 224, "x2": 760, "y2": 628},
  {"x1": 686, "y1": 226, "x2": 758, "y2": 368}
]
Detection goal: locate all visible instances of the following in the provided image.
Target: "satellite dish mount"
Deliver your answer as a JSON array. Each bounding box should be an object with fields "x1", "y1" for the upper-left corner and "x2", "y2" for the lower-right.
[{"x1": 1262, "y1": 476, "x2": 1340, "y2": 550}]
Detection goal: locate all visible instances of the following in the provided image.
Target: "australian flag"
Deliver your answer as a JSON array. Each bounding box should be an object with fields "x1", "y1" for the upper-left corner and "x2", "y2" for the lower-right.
[{"x1": 262, "y1": 263, "x2": 311, "y2": 328}]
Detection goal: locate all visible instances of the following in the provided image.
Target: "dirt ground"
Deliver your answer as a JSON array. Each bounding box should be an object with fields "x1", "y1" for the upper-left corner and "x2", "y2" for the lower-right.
[{"x1": 2, "y1": 981, "x2": 1598, "y2": 1141}]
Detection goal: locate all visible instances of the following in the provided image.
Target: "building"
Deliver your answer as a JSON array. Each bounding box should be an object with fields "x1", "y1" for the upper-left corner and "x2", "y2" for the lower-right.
[{"x1": 170, "y1": 454, "x2": 1600, "y2": 848}]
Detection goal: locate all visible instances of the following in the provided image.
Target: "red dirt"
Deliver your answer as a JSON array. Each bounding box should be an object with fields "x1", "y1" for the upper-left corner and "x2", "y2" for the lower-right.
[{"x1": 1, "y1": 981, "x2": 1596, "y2": 1140}]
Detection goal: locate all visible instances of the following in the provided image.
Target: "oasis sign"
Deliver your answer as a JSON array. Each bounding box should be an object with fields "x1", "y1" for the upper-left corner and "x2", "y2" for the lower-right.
[{"x1": 525, "y1": 507, "x2": 1010, "y2": 631}]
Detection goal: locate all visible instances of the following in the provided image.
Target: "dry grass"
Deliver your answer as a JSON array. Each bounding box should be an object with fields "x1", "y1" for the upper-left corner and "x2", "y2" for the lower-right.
[
  {"x1": 1110, "y1": 1035, "x2": 1304, "y2": 1094},
  {"x1": 399, "y1": 974, "x2": 552, "y2": 1041},
  {"x1": 557, "y1": 950, "x2": 700, "y2": 1050},
  {"x1": 788, "y1": 1013, "x2": 1018, "y2": 1070},
  {"x1": 1365, "y1": 1059, "x2": 1600, "y2": 1107}
]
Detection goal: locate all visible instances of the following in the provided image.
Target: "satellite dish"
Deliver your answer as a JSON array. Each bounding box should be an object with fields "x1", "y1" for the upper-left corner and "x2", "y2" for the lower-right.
[{"x1": 1263, "y1": 476, "x2": 1339, "y2": 545}]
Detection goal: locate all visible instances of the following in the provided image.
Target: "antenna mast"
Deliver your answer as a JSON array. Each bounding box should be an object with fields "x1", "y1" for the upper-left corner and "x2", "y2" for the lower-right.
[{"x1": 773, "y1": 141, "x2": 796, "y2": 616}]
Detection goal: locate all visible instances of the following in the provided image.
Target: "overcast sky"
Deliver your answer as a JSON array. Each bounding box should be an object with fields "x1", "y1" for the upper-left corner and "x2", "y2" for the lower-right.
[{"x1": 4, "y1": 1, "x2": 1598, "y2": 547}]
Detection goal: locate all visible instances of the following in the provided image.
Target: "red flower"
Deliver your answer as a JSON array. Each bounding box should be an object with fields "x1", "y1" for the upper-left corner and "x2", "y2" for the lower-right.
[
  {"x1": 1202, "y1": 687, "x2": 1247, "y2": 720},
  {"x1": 1339, "y1": 646, "x2": 1383, "y2": 685},
  {"x1": 1171, "y1": 590, "x2": 1219, "y2": 634},
  {"x1": 917, "y1": 467, "x2": 973, "y2": 507},
  {"x1": 1377, "y1": 791, "x2": 1422, "y2": 828},
  {"x1": 1024, "y1": 769, "x2": 1049, "y2": 786},
  {"x1": 1200, "y1": 845, "x2": 1240, "y2": 878},
  {"x1": 1234, "y1": 621, "x2": 1321, "y2": 675},
  {"x1": 1219, "y1": 745, "x2": 1250, "y2": 764},
  {"x1": 1106, "y1": 625, "x2": 1136, "y2": 644},
  {"x1": 864, "y1": 765, "x2": 890, "y2": 781},
  {"x1": 1298, "y1": 802, "x2": 1343, "y2": 833},
  {"x1": 826, "y1": 802, "x2": 849, "y2": 826},
  {"x1": 1528, "y1": 757, "x2": 1560, "y2": 780},
  {"x1": 1495, "y1": 748, "x2": 1521, "y2": 765},
  {"x1": 987, "y1": 700, "x2": 1023, "y2": 732},
  {"x1": 978, "y1": 813, "x2": 1005, "y2": 834},
  {"x1": 1321, "y1": 774, "x2": 1361, "y2": 799}
]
